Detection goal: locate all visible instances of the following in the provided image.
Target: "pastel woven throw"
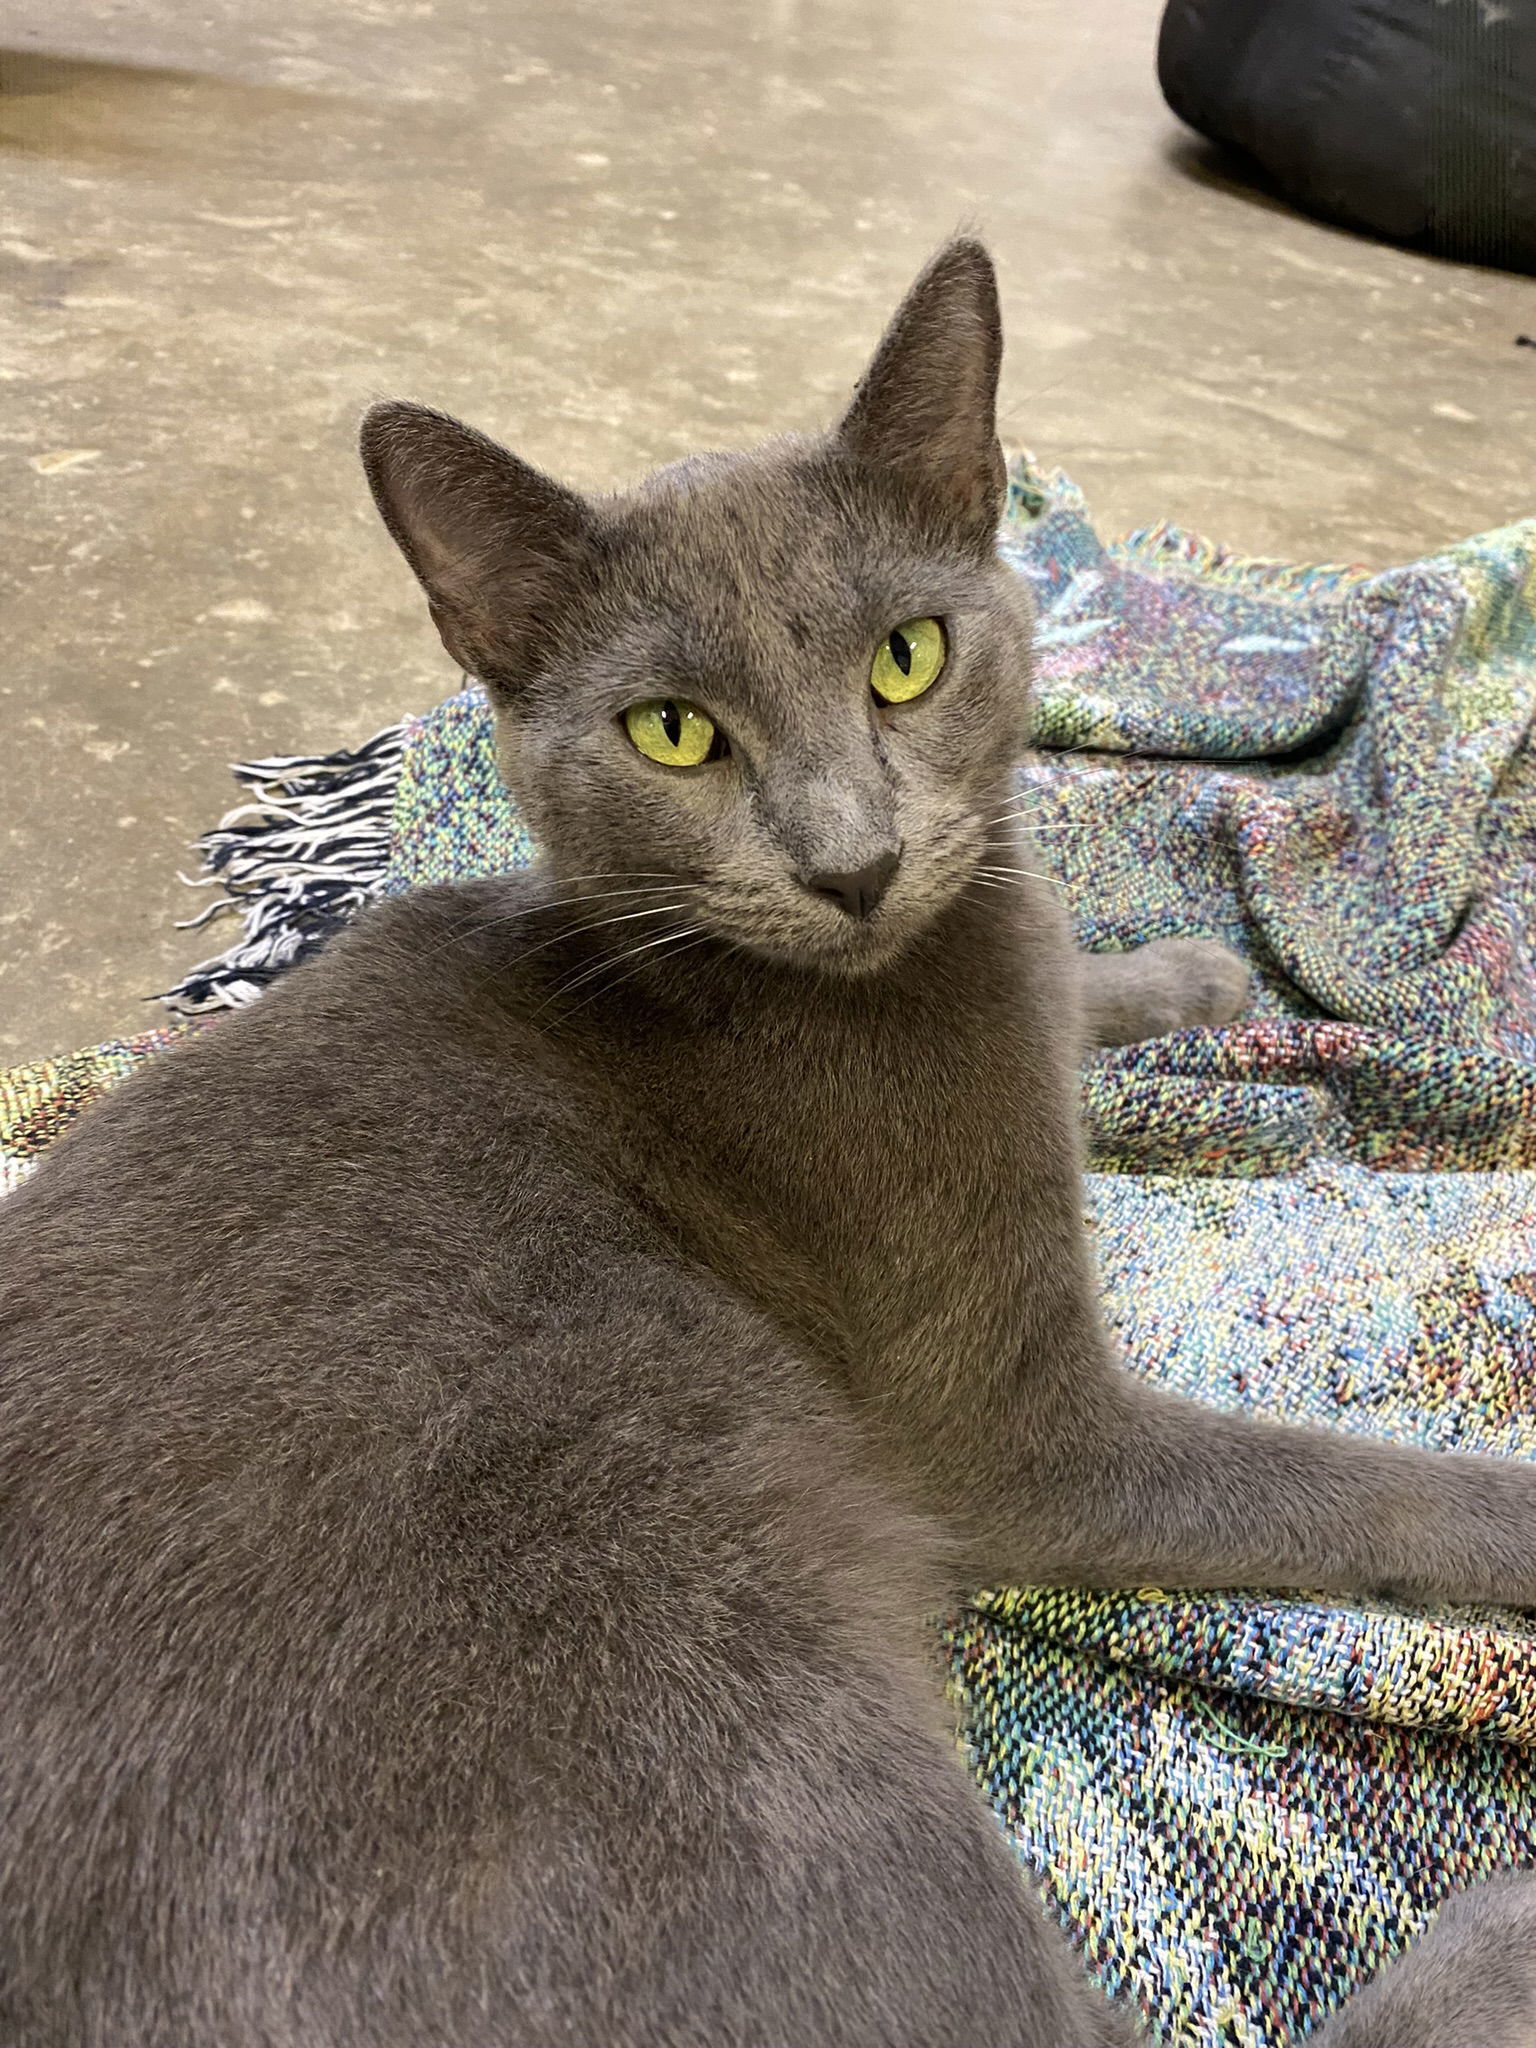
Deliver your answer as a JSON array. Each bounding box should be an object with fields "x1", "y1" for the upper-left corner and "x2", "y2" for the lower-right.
[{"x1": 7, "y1": 455, "x2": 1536, "y2": 2044}]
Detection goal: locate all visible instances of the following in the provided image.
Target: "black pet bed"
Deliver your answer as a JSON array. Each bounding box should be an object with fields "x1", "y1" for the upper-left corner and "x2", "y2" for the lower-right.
[{"x1": 1158, "y1": 0, "x2": 1536, "y2": 275}]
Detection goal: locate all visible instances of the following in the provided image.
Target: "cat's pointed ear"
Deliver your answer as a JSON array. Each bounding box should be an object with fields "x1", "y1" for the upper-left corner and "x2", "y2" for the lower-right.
[
  {"x1": 360, "y1": 401, "x2": 592, "y2": 692},
  {"x1": 834, "y1": 239, "x2": 1006, "y2": 550}
]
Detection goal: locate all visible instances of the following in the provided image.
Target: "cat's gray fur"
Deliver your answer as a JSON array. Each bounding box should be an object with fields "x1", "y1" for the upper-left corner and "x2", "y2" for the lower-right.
[{"x1": 0, "y1": 241, "x2": 1533, "y2": 2045}]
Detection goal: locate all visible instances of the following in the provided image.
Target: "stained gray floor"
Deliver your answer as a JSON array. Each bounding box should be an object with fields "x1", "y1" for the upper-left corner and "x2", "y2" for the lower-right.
[{"x1": 4, "y1": 0, "x2": 1535, "y2": 1064}]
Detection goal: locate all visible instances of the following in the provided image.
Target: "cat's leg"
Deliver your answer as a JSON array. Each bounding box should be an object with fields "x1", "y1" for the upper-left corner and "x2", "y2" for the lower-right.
[
  {"x1": 966, "y1": 1349, "x2": 1536, "y2": 1605},
  {"x1": 1309, "y1": 1874, "x2": 1536, "y2": 2048},
  {"x1": 630, "y1": 1708, "x2": 1146, "y2": 2048},
  {"x1": 882, "y1": 1163, "x2": 1536, "y2": 1604},
  {"x1": 1078, "y1": 939, "x2": 1251, "y2": 1047},
  {"x1": 942, "y1": 892, "x2": 1536, "y2": 1601}
]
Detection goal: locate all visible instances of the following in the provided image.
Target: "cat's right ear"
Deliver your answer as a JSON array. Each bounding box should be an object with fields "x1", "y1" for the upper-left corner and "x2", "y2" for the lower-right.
[
  {"x1": 359, "y1": 401, "x2": 592, "y2": 692},
  {"x1": 834, "y1": 238, "x2": 1006, "y2": 553}
]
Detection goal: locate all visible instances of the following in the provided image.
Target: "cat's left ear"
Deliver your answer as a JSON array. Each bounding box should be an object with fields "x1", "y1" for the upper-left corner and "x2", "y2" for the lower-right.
[
  {"x1": 835, "y1": 238, "x2": 1006, "y2": 552},
  {"x1": 360, "y1": 400, "x2": 592, "y2": 694}
]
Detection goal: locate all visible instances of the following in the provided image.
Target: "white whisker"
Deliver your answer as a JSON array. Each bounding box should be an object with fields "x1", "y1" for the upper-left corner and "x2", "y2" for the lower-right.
[
  {"x1": 978, "y1": 864, "x2": 1063, "y2": 888},
  {"x1": 427, "y1": 882, "x2": 687, "y2": 961},
  {"x1": 509, "y1": 901, "x2": 685, "y2": 971},
  {"x1": 552, "y1": 929, "x2": 720, "y2": 1024},
  {"x1": 984, "y1": 808, "x2": 1055, "y2": 828},
  {"x1": 539, "y1": 869, "x2": 680, "y2": 886},
  {"x1": 540, "y1": 923, "x2": 706, "y2": 1013}
]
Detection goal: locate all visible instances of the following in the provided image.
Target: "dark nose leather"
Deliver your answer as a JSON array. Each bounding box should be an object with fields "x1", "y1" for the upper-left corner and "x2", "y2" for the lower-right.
[{"x1": 802, "y1": 848, "x2": 900, "y2": 919}]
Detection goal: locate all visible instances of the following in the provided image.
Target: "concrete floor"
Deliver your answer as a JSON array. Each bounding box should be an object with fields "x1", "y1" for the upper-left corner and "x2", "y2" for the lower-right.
[{"x1": 3, "y1": 0, "x2": 1535, "y2": 1065}]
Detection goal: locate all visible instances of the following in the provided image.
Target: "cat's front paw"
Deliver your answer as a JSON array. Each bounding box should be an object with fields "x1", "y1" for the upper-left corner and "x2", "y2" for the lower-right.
[
  {"x1": 1080, "y1": 937, "x2": 1251, "y2": 1048},
  {"x1": 1145, "y1": 937, "x2": 1251, "y2": 1032}
]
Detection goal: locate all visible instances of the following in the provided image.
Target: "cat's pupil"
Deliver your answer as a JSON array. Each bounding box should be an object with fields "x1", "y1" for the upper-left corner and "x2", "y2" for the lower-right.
[
  {"x1": 660, "y1": 701, "x2": 682, "y2": 747},
  {"x1": 889, "y1": 631, "x2": 912, "y2": 677}
]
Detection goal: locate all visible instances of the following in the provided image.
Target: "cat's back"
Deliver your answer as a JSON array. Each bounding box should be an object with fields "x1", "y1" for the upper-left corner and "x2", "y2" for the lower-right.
[
  {"x1": 1, "y1": 879, "x2": 634, "y2": 1403},
  {"x1": 0, "y1": 884, "x2": 1056, "y2": 2048},
  {"x1": 0, "y1": 881, "x2": 992, "y2": 2046},
  {"x1": 0, "y1": 877, "x2": 806, "y2": 1565}
]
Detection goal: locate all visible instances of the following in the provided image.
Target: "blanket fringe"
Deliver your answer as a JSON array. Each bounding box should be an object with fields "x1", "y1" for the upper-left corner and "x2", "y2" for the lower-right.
[
  {"x1": 1119, "y1": 519, "x2": 1371, "y2": 599},
  {"x1": 159, "y1": 725, "x2": 406, "y2": 1014}
]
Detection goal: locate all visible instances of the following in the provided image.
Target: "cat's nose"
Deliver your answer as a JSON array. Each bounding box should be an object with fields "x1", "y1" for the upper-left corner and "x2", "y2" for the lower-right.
[{"x1": 801, "y1": 848, "x2": 901, "y2": 919}]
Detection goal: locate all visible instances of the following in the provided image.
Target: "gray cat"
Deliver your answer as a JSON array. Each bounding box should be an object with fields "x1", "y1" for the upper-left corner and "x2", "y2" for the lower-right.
[{"x1": 0, "y1": 240, "x2": 1534, "y2": 2046}]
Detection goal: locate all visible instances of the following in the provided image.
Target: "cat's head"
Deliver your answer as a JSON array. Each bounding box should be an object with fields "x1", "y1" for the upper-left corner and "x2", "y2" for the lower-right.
[{"x1": 361, "y1": 240, "x2": 1034, "y2": 975}]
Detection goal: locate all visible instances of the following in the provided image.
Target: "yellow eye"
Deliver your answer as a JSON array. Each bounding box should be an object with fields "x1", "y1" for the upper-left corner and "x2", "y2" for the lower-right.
[
  {"x1": 623, "y1": 697, "x2": 718, "y2": 768},
  {"x1": 871, "y1": 617, "x2": 946, "y2": 704}
]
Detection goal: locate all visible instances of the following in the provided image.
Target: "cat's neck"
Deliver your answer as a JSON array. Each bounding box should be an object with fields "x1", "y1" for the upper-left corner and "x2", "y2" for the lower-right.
[{"x1": 534, "y1": 859, "x2": 1090, "y2": 1391}]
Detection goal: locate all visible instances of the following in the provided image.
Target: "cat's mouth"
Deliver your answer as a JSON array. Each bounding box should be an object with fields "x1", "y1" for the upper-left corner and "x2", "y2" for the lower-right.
[{"x1": 693, "y1": 861, "x2": 967, "y2": 977}]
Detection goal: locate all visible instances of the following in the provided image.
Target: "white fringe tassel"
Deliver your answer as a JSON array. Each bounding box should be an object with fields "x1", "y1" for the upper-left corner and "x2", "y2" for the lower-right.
[{"x1": 160, "y1": 725, "x2": 407, "y2": 1014}]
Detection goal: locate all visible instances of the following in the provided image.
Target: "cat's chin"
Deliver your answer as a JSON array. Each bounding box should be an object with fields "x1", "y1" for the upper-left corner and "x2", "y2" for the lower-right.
[{"x1": 711, "y1": 921, "x2": 922, "y2": 980}]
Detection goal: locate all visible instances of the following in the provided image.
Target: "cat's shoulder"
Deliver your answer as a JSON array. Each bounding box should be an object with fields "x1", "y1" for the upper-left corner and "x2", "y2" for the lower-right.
[
  {"x1": 230, "y1": 871, "x2": 553, "y2": 1025},
  {"x1": 338, "y1": 871, "x2": 549, "y2": 962}
]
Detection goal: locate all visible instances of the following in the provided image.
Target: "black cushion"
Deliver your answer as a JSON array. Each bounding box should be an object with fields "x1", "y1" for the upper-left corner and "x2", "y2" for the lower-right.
[{"x1": 1157, "y1": 0, "x2": 1536, "y2": 274}]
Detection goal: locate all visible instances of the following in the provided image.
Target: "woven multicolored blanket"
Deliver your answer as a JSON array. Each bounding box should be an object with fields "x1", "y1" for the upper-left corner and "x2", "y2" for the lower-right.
[{"x1": 6, "y1": 457, "x2": 1536, "y2": 2045}]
